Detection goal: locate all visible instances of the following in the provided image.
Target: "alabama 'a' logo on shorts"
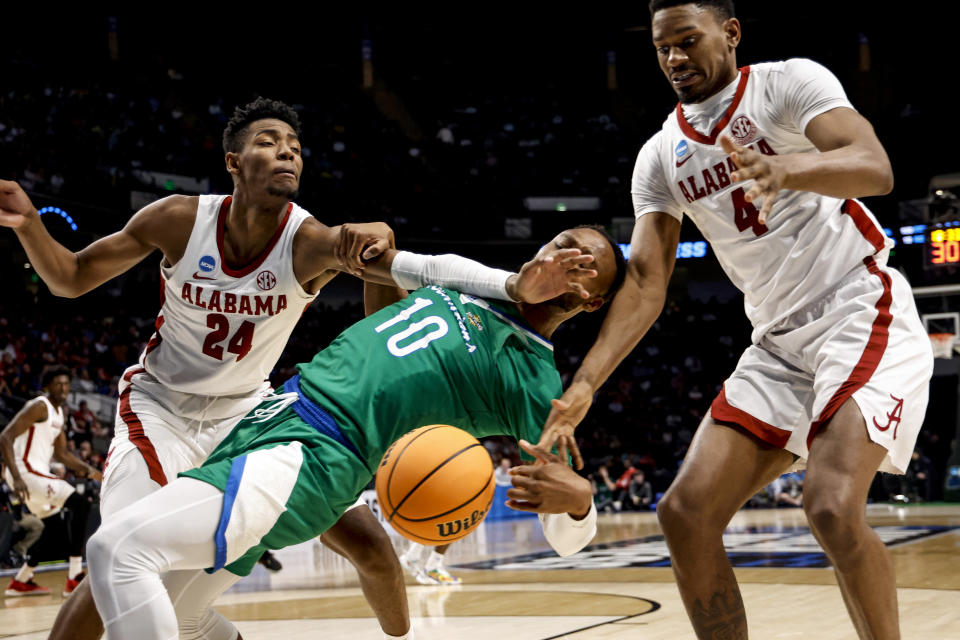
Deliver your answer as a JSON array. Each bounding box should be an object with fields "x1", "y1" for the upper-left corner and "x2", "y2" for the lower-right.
[{"x1": 872, "y1": 394, "x2": 904, "y2": 439}]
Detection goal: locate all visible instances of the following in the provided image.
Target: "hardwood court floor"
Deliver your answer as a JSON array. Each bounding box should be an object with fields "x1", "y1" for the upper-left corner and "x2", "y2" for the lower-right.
[{"x1": 2, "y1": 504, "x2": 958, "y2": 639}]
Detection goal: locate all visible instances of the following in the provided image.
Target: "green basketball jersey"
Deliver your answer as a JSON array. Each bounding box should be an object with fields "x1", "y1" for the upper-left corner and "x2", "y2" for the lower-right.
[{"x1": 298, "y1": 285, "x2": 562, "y2": 471}]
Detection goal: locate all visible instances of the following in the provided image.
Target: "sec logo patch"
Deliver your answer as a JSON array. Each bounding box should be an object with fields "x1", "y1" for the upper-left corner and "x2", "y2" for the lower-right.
[
  {"x1": 730, "y1": 115, "x2": 758, "y2": 145},
  {"x1": 257, "y1": 270, "x2": 277, "y2": 291}
]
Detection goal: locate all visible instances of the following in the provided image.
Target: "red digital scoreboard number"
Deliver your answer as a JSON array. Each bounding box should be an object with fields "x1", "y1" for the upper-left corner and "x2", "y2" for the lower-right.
[{"x1": 929, "y1": 228, "x2": 960, "y2": 266}]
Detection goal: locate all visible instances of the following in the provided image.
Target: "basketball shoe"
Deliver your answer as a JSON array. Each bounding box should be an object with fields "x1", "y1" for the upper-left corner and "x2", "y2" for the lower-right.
[
  {"x1": 63, "y1": 572, "x2": 85, "y2": 596},
  {"x1": 399, "y1": 548, "x2": 431, "y2": 584},
  {"x1": 423, "y1": 566, "x2": 462, "y2": 585},
  {"x1": 5, "y1": 579, "x2": 51, "y2": 596}
]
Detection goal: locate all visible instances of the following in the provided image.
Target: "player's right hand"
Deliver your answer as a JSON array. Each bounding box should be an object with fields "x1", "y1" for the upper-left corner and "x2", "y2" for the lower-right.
[
  {"x1": 538, "y1": 380, "x2": 594, "y2": 470},
  {"x1": 12, "y1": 475, "x2": 30, "y2": 503},
  {"x1": 0, "y1": 180, "x2": 38, "y2": 230},
  {"x1": 335, "y1": 222, "x2": 394, "y2": 276}
]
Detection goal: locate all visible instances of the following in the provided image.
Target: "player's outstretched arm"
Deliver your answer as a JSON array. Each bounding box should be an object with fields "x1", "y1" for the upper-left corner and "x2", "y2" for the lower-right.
[
  {"x1": 722, "y1": 107, "x2": 893, "y2": 225},
  {"x1": 539, "y1": 212, "x2": 680, "y2": 469},
  {"x1": 0, "y1": 399, "x2": 47, "y2": 502},
  {"x1": 507, "y1": 440, "x2": 597, "y2": 557},
  {"x1": 53, "y1": 431, "x2": 102, "y2": 482},
  {"x1": 0, "y1": 181, "x2": 191, "y2": 297}
]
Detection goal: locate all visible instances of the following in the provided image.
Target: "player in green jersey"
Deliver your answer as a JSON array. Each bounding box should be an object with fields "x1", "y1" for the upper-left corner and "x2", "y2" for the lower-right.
[{"x1": 87, "y1": 226, "x2": 625, "y2": 639}]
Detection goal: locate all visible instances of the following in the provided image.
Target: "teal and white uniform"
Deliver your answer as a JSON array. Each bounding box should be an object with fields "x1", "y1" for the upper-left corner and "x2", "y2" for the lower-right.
[{"x1": 181, "y1": 285, "x2": 562, "y2": 575}]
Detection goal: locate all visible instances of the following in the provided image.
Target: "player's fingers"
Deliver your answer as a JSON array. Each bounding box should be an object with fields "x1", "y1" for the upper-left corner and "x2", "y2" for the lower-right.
[
  {"x1": 506, "y1": 486, "x2": 537, "y2": 501},
  {"x1": 506, "y1": 499, "x2": 540, "y2": 512},
  {"x1": 719, "y1": 135, "x2": 740, "y2": 157},
  {"x1": 566, "y1": 437, "x2": 584, "y2": 470},
  {"x1": 758, "y1": 196, "x2": 775, "y2": 226},
  {"x1": 520, "y1": 438, "x2": 559, "y2": 464},
  {"x1": 744, "y1": 183, "x2": 764, "y2": 204},
  {"x1": 566, "y1": 282, "x2": 591, "y2": 299},
  {"x1": 559, "y1": 252, "x2": 593, "y2": 266},
  {"x1": 551, "y1": 397, "x2": 571, "y2": 411},
  {"x1": 362, "y1": 238, "x2": 389, "y2": 261},
  {"x1": 550, "y1": 248, "x2": 584, "y2": 261}
]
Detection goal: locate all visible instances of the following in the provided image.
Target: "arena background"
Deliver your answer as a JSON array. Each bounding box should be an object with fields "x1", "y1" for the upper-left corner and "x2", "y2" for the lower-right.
[{"x1": 2, "y1": 2, "x2": 960, "y2": 534}]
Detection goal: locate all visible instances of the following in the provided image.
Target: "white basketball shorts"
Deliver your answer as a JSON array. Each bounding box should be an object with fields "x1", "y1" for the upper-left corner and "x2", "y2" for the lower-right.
[
  {"x1": 101, "y1": 366, "x2": 268, "y2": 517},
  {"x1": 711, "y1": 257, "x2": 934, "y2": 474},
  {"x1": 3, "y1": 466, "x2": 75, "y2": 519}
]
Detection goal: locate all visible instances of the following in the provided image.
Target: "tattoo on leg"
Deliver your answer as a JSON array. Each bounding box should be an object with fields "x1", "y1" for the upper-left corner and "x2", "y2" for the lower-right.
[{"x1": 690, "y1": 587, "x2": 748, "y2": 640}]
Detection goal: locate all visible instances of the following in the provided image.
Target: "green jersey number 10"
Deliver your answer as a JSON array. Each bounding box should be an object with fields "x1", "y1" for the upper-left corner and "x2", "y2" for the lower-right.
[{"x1": 374, "y1": 297, "x2": 449, "y2": 357}]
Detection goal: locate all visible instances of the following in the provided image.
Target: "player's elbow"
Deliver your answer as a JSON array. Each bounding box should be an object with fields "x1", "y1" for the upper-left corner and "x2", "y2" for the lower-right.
[{"x1": 875, "y1": 167, "x2": 894, "y2": 196}]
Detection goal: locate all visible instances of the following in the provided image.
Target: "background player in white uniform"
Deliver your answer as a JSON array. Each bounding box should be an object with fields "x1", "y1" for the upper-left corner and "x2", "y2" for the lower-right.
[
  {"x1": 0, "y1": 97, "x2": 595, "y2": 640},
  {"x1": 539, "y1": 2, "x2": 932, "y2": 639},
  {"x1": 0, "y1": 366, "x2": 101, "y2": 597}
]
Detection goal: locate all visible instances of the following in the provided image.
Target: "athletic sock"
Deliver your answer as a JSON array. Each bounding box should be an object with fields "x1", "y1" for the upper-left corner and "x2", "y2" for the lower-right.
[
  {"x1": 69, "y1": 556, "x2": 83, "y2": 579},
  {"x1": 14, "y1": 564, "x2": 33, "y2": 583},
  {"x1": 425, "y1": 551, "x2": 444, "y2": 571},
  {"x1": 384, "y1": 631, "x2": 414, "y2": 640}
]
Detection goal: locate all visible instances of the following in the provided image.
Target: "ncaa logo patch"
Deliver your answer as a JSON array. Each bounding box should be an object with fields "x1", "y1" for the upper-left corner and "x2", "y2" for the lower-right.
[
  {"x1": 256, "y1": 270, "x2": 277, "y2": 291},
  {"x1": 730, "y1": 115, "x2": 758, "y2": 145},
  {"x1": 675, "y1": 140, "x2": 689, "y2": 158},
  {"x1": 198, "y1": 255, "x2": 216, "y2": 273}
]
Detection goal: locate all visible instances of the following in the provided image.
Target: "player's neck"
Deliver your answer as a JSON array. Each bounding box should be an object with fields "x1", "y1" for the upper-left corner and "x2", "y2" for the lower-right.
[
  {"x1": 223, "y1": 189, "x2": 289, "y2": 261},
  {"x1": 517, "y1": 303, "x2": 573, "y2": 340},
  {"x1": 45, "y1": 393, "x2": 63, "y2": 410}
]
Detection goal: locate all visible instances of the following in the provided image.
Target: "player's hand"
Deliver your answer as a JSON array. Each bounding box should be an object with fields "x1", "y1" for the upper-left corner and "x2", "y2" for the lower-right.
[
  {"x1": 0, "y1": 180, "x2": 38, "y2": 230},
  {"x1": 721, "y1": 135, "x2": 786, "y2": 225},
  {"x1": 335, "y1": 222, "x2": 394, "y2": 276},
  {"x1": 88, "y1": 468, "x2": 103, "y2": 482},
  {"x1": 537, "y1": 380, "x2": 593, "y2": 470},
  {"x1": 12, "y1": 475, "x2": 30, "y2": 503},
  {"x1": 507, "y1": 248, "x2": 597, "y2": 303},
  {"x1": 506, "y1": 440, "x2": 593, "y2": 518}
]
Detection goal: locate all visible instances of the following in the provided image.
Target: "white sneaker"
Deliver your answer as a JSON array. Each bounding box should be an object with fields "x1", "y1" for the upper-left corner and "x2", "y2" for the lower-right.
[{"x1": 399, "y1": 552, "x2": 426, "y2": 580}]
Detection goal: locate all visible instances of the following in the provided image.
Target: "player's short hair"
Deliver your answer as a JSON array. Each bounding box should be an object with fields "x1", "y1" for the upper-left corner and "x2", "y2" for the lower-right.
[
  {"x1": 222, "y1": 97, "x2": 302, "y2": 154},
  {"x1": 42, "y1": 365, "x2": 71, "y2": 388},
  {"x1": 648, "y1": 0, "x2": 735, "y2": 21},
  {"x1": 575, "y1": 225, "x2": 627, "y2": 303}
]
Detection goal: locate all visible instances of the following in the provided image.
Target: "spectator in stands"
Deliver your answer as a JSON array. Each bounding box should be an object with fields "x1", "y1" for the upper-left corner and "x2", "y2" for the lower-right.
[
  {"x1": 0, "y1": 481, "x2": 44, "y2": 570},
  {"x1": 768, "y1": 472, "x2": 803, "y2": 507},
  {"x1": 494, "y1": 457, "x2": 513, "y2": 487},
  {"x1": 902, "y1": 449, "x2": 932, "y2": 502},
  {"x1": 628, "y1": 469, "x2": 654, "y2": 510}
]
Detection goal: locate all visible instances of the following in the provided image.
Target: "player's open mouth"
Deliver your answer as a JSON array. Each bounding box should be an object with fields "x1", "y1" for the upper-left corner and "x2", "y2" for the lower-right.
[{"x1": 672, "y1": 72, "x2": 699, "y2": 87}]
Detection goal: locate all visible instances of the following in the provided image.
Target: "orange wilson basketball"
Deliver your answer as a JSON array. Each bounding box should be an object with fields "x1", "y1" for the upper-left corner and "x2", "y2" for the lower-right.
[{"x1": 376, "y1": 425, "x2": 495, "y2": 545}]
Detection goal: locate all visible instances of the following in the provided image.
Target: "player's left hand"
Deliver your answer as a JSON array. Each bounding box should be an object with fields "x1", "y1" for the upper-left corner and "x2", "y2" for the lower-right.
[
  {"x1": 508, "y1": 248, "x2": 597, "y2": 303},
  {"x1": 721, "y1": 134, "x2": 787, "y2": 225},
  {"x1": 336, "y1": 222, "x2": 395, "y2": 276},
  {"x1": 506, "y1": 440, "x2": 593, "y2": 519}
]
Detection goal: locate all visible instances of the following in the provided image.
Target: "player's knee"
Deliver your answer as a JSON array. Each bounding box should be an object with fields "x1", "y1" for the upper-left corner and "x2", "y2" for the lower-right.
[
  {"x1": 656, "y1": 488, "x2": 703, "y2": 536},
  {"x1": 177, "y1": 608, "x2": 237, "y2": 640},
  {"x1": 803, "y1": 493, "x2": 860, "y2": 554},
  {"x1": 86, "y1": 526, "x2": 117, "y2": 579}
]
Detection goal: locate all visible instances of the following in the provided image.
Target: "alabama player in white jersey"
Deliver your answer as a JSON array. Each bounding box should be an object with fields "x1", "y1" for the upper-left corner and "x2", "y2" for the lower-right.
[
  {"x1": 0, "y1": 366, "x2": 101, "y2": 597},
  {"x1": 0, "y1": 97, "x2": 594, "y2": 640},
  {"x1": 539, "y1": 2, "x2": 932, "y2": 639}
]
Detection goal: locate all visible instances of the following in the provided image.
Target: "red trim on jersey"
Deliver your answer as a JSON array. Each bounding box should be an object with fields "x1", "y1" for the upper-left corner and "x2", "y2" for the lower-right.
[
  {"x1": 675, "y1": 66, "x2": 751, "y2": 146},
  {"x1": 144, "y1": 277, "x2": 166, "y2": 359},
  {"x1": 22, "y1": 425, "x2": 58, "y2": 479},
  {"x1": 841, "y1": 199, "x2": 886, "y2": 253},
  {"x1": 216, "y1": 195, "x2": 294, "y2": 278},
  {"x1": 711, "y1": 385, "x2": 792, "y2": 448},
  {"x1": 118, "y1": 367, "x2": 168, "y2": 486},
  {"x1": 806, "y1": 257, "x2": 893, "y2": 448}
]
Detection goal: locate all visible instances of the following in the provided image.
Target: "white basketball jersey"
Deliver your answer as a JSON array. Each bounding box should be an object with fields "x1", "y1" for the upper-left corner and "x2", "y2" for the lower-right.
[
  {"x1": 632, "y1": 59, "x2": 893, "y2": 340},
  {"x1": 138, "y1": 194, "x2": 317, "y2": 396},
  {"x1": 12, "y1": 396, "x2": 64, "y2": 477}
]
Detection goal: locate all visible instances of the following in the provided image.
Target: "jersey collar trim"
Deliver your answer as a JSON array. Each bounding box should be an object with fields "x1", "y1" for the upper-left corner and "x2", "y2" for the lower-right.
[
  {"x1": 675, "y1": 66, "x2": 751, "y2": 145},
  {"x1": 461, "y1": 295, "x2": 554, "y2": 352},
  {"x1": 216, "y1": 195, "x2": 294, "y2": 278}
]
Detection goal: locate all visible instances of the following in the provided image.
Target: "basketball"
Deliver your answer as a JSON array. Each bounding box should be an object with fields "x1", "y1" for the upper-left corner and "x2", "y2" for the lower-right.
[{"x1": 376, "y1": 425, "x2": 495, "y2": 545}]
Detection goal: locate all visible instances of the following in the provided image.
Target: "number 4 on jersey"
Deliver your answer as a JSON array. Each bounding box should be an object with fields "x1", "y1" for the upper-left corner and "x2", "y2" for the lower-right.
[{"x1": 731, "y1": 187, "x2": 768, "y2": 236}]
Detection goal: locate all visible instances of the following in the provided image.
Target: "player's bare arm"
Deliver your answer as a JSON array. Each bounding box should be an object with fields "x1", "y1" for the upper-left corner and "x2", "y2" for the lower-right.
[
  {"x1": 53, "y1": 431, "x2": 102, "y2": 482},
  {"x1": 540, "y1": 212, "x2": 680, "y2": 468},
  {"x1": 296, "y1": 217, "x2": 598, "y2": 303},
  {"x1": 0, "y1": 399, "x2": 48, "y2": 501},
  {"x1": 723, "y1": 106, "x2": 893, "y2": 224},
  {"x1": 291, "y1": 218, "x2": 396, "y2": 293},
  {"x1": 0, "y1": 181, "x2": 197, "y2": 297}
]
